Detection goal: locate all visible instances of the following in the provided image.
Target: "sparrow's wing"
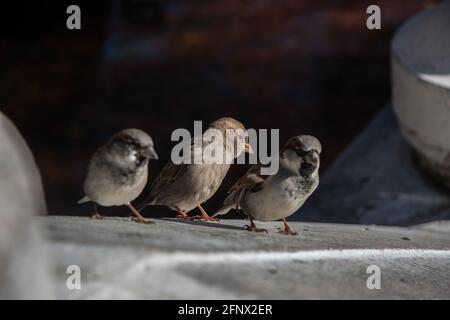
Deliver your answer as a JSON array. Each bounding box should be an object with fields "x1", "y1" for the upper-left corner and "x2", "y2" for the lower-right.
[
  {"x1": 141, "y1": 135, "x2": 211, "y2": 207},
  {"x1": 152, "y1": 162, "x2": 188, "y2": 189},
  {"x1": 143, "y1": 161, "x2": 190, "y2": 201},
  {"x1": 229, "y1": 164, "x2": 266, "y2": 193},
  {"x1": 213, "y1": 164, "x2": 268, "y2": 217}
]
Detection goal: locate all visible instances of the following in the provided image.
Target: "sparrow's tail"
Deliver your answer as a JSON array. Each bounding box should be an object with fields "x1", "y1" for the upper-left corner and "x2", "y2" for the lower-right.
[
  {"x1": 212, "y1": 189, "x2": 243, "y2": 218},
  {"x1": 77, "y1": 196, "x2": 90, "y2": 204},
  {"x1": 137, "y1": 201, "x2": 149, "y2": 212},
  {"x1": 137, "y1": 197, "x2": 156, "y2": 212},
  {"x1": 211, "y1": 204, "x2": 234, "y2": 218}
]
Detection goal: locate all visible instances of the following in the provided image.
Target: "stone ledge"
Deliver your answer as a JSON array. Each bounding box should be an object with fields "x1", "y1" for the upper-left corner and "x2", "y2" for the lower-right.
[
  {"x1": 42, "y1": 216, "x2": 450, "y2": 251},
  {"x1": 41, "y1": 216, "x2": 450, "y2": 299}
]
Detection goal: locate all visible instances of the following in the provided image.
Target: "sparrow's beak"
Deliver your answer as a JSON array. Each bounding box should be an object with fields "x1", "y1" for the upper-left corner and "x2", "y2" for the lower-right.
[
  {"x1": 140, "y1": 146, "x2": 159, "y2": 160},
  {"x1": 305, "y1": 150, "x2": 319, "y2": 165},
  {"x1": 243, "y1": 142, "x2": 254, "y2": 154}
]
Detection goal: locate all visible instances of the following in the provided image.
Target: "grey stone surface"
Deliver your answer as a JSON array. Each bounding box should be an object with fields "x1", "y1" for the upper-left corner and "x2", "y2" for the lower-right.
[
  {"x1": 41, "y1": 216, "x2": 450, "y2": 299},
  {"x1": 297, "y1": 106, "x2": 450, "y2": 226},
  {"x1": 0, "y1": 111, "x2": 52, "y2": 299},
  {"x1": 413, "y1": 220, "x2": 450, "y2": 234}
]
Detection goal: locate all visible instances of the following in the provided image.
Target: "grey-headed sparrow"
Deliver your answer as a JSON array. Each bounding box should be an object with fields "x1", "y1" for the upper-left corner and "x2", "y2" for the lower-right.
[
  {"x1": 140, "y1": 117, "x2": 252, "y2": 221},
  {"x1": 214, "y1": 135, "x2": 321, "y2": 235},
  {"x1": 78, "y1": 128, "x2": 158, "y2": 223}
]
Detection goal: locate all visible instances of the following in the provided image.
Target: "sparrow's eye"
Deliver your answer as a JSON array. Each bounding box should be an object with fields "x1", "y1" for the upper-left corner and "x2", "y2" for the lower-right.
[
  {"x1": 295, "y1": 148, "x2": 308, "y2": 157},
  {"x1": 126, "y1": 139, "x2": 141, "y2": 149}
]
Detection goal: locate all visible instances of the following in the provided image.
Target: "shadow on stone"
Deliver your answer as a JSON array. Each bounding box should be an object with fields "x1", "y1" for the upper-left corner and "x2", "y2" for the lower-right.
[{"x1": 158, "y1": 218, "x2": 246, "y2": 231}]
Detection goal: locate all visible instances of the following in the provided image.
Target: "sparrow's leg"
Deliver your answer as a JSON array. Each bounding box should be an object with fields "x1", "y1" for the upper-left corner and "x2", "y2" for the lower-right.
[
  {"x1": 190, "y1": 205, "x2": 220, "y2": 222},
  {"x1": 278, "y1": 218, "x2": 298, "y2": 236},
  {"x1": 127, "y1": 203, "x2": 155, "y2": 224},
  {"x1": 244, "y1": 217, "x2": 267, "y2": 233},
  {"x1": 91, "y1": 204, "x2": 105, "y2": 220},
  {"x1": 175, "y1": 207, "x2": 190, "y2": 220}
]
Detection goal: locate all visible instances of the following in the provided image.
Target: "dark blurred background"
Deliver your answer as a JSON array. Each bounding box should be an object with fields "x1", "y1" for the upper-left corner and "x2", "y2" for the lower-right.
[{"x1": 0, "y1": 0, "x2": 431, "y2": 217}]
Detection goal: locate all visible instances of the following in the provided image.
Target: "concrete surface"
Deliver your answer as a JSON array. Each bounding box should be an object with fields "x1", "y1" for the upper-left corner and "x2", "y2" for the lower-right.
[
  {"x1": 298, "y1": 106, "x2": 450, "y2": 226},
  {"x1": 391, "y1": 0, "x2": 450, "y2": 188},
  {"x1": 0, "y1": 111, "x2": 52, "y2": 299},
  {"x1": 41, "y1": 216, "x2": 450, "y2": 299}
]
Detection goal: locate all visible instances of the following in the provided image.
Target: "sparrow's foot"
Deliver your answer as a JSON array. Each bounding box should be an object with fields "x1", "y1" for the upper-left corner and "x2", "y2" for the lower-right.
[
  {"x1": 175, "y1": 207, "x2": 190, "y2": 220},
  {"x1": 127, "y1": 203, "x2": 154, "y2": 225},
  {"x1": 92, "y1": 213, "x2": 105, "y2": 220},
  {"x1": 244, "y1": 224, "x2": 268, "y2": 233},
  {"x1": 244, "y1": 218, "x2": 268, "y2": 233},
  {"x1": 191, "y1": 205, "x2": 220, "y2": 222},
  {"x1": 189, "y1": 215, "x2": 220, "y2": 222},
  {"x1": 278, "y1": 228, "x2": 298, "y2": 236},
  {"x1": 91, "y1": 204, "x2": 105, "y2": 220},
  {"x1": 278, "y1": 219, "x2": 298, "y2": 236},
  {"x1": 176, "y1": 213, "x2": 190, "y2": 220},
  {"x1": 131, "y1": 216, "x2": 155, "y2": 224}
]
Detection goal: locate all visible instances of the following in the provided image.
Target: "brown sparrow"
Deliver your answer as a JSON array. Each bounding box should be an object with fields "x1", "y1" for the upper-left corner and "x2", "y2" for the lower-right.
[
  {"x1": 214, "y1": 135, "x2": 321, "y2": 235},
  {"x1": 78, "y1": 129, "x2": 158, "y2": 223},
  {"x1": 140, "y1": 117, "x2": 252, "y2": 221}
]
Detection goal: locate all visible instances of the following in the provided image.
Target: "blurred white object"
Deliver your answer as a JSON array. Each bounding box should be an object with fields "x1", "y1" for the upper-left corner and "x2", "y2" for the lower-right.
[
  {"x1": 0, "y1": 111, "x2": 53, "y2": 299},
  {"x1": 392, "y1": 0, "x2": 450, "y2": 189}
]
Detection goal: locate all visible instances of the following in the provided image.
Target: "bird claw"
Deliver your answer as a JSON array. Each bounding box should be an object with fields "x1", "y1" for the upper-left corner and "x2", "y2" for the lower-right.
[
  {"x1": 277, "y1": 228, "x2": 298, "y2": 236},
  {"x1": 176, "y1": 214, "x2": 190, "y2": 221},
  {"x1": 92, "y1": 213, "x2": 105, "y2": 220},
  {"x1": 131, "y1": 216, "x2": 155, "y2": 224},
  {"x1": 190, "y1": 215, "x2": 220, "y2": 222},
  {"x1": 244, "y1": 225, "x2": 268, "y2": 233}
]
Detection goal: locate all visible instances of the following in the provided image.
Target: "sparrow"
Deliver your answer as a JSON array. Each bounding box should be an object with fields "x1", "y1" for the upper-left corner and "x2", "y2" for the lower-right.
[
  {"x1": 78, "y1": 128, "x2": 158, "y2": 224},
  {"x1": 213, "y1": 135, "x2": 321, "y2": 235},
  {"x1": 140, "y1": 117, "x2": 253, "y2": 221}
]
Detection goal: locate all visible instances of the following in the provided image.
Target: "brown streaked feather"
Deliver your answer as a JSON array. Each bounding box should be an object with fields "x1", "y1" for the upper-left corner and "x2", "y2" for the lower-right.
[
  {"x1": 209, "y1": 117, "x2": 245, "y2": 135},
  {"x1": 148, "y1": 162, "x2": 190, "y2": 193},
  {"x1": 142, "y1": 133, "x2": 220, "y2": 206},
  {"x1": 228, "y1": 164, "x2": 266, "y2": 194},
  {"x1": 213, "y1": 164, "x2": 269, "y2": 217},
  {"x1": 142, "y1": 117, "x2": 247, "y2": 211}
]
